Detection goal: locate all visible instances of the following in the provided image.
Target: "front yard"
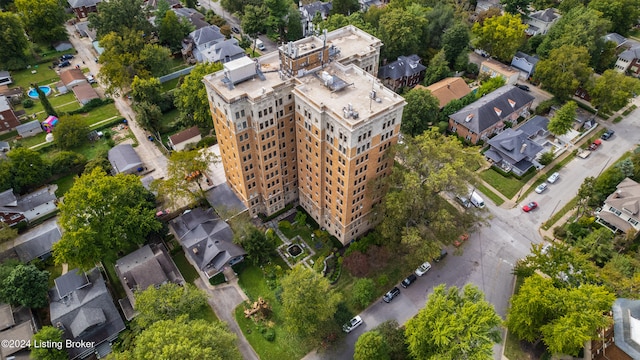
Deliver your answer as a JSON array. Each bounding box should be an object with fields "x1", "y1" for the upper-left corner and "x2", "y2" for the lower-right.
[{"x1": 480, "y1": 168, "x2": 536, "y2": 199}]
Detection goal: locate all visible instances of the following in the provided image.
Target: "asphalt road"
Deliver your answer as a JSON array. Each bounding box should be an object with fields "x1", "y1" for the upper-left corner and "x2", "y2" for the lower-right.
[{"x1": 305, "y1": 99, "x2": 640, "y2": 360}]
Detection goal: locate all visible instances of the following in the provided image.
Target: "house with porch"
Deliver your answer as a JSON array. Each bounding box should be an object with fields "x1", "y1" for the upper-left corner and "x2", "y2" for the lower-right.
[
  {"x1": 169, "y1": 207, "x2": 246, "y2": 280},
  {"x1": 378, "y1": 55, "x2": 426, "y2": 92},
  {"x1": 182, "y1": 25, "x2": 226, "y2": 63},
  {"x1": 596, "y1": 178, "x2": 640, "y2": 233},
  {"x1": 0, "y1": 186, "x2": 58, "y2": 227},
  {"x1": 449, "y1": 85, "x2": 535, "y2": 144},
  {"x1": 524, "y1": 8, "x2": 560, "y2": 36},
  {"x1": 485, "y1": 115, "x2": 550, "y2": 175},
  {"x1": 300, "y1": 1, "x2": 332, "y2": 37}
]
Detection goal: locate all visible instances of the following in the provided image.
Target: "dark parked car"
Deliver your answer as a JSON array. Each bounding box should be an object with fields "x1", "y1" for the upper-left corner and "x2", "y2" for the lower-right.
[
  {"x1": 383, "y1": 287, "x2": 400, "y2": 303},
  {"x1": 401, "y1": 274, "x2": 417, "y2": 288},
  {"x1": 60, "y1": 54, "x2": 74, "y2": 60},
  {"x1": 231, "y1": 26, "x2": 240, "y2": 34},
  {"x1": 433, "y1": 249, "x2": 448, "y2": 263},
  {"x1": 516, "y1": 84, "x2": 530, "y2": 91},
  {"x1": 58, "y1": 60, "x2": 71, "y2": 68},
  {"x1": 601, "y1": 129, "x2": 615, "y2": 140}
]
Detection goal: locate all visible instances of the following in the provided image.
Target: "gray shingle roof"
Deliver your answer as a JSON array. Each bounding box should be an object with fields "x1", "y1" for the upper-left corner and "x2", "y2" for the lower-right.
[
  {"x1": 619, "y1": 45, "x2": 640, "y2": 62},
  {"x1": 14, "y1": 219, "x2": 62, "y2": 262},
  {"x1": 0, "y1": 186, "x2": 57, "y2": 214},
  {"x1": 67, "y1": 0, "x2": 100, "y2": 8},
  {"x1": 529, "y1": 8, "x2": 558, "y2": 22},
  {"x1": 301, "y1": 1, "x2": 332, "y2": 18},
  {"x1": 206, "y1": 39, "x2": 246, "y2": 63},
  {"x1": 108, "y1": 144, "x2": 143, "y2": 174},
  {"x1": 450, "y1": 85, "x2": 535, "y2": 134},
  {"x1": 189, "y1": 25, "x2": 224, "y2": 47},
  {"x1": 604, "y1": 33, "x2": 627, "y2": 47},
  {"x1": 613, "y1": 298, "x2": 640, "y2": 359},
  {"x1": 15, "y1": 120, "x2": 43, "y2": 136},
  {"x1": 378, "y1": 55, "x2": 426, "y2": 81}
]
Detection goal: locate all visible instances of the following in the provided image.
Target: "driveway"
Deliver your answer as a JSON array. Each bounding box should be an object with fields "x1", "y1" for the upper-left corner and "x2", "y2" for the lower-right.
[
  {"x1": 64, "y1": 23, "x2": 168, "y2": 179},
  {"x1": 304, "y1": 99, "x2": 640, "y2": 360}
]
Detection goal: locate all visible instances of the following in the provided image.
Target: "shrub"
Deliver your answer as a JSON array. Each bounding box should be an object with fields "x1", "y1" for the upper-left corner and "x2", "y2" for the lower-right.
[
  {"x1": 208, "y1": 272, "x2": 226, "y2": 285},
  {"x1": 261, "y1": 327, "x2": 275, "y2": 342},
  {"x1": 539, "y1": 151, "x2": 555, "y2": 165},
  {"x1": 535, "y1": 98, "x2": 558, "y2": 115},
  {"x1": 553, "y1": 226, "x2": 567, "y2": 239},
  {"x1": 49, "y1": 151, "x2": 86, "y2": 175},
  {"x1": 375, "y1": 274, "x2": 389, "y2": 287},
  {"x1": 158, "y1": 92, "x2": 175, "y2": 113},
  {"x1": 278, "y1": 220, "x2": 291, "y2": 231},
  {"x1": 22, "y1": 99, "x2": 34, "y2": 108},
  {"x1": 67, "y1": 98, "x2": 114, "y2": 115},
  {"x1": 351, "y1": 278, "x2": 375, "y2": 308},
  {"x1": 196, "y1": 135, "x2": 217, "y2": 148}
]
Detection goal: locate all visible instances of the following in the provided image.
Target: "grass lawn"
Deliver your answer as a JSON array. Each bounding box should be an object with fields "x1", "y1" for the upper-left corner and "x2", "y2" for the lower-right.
[
  {"x1": 480, "y1": 168, "x2": 535, "y2": 199},
  {"x1": 10, "y1": 67, "x2": 60, "y2": 88},
  {"x1": 475, "y1": 183, "x2": 504, "y2": 206},
  {"x1": 43, "y1": 261, "x2": 63, "y2": 288},
  {"x1": 103, "y1": 260, "x2": 128, "y2": 300},
  {"x1": 235, "y1": 264, "x2": 311, "y2": 360},
  {"x1": 19, "y1": 132, "x2": 48, "y2": 148},
  {"x1": 52, "y1": 174, "x2": 77, "y2": 197},
  {"x1": 172, "y1": 249, "x2": 200, "y2": 283},
  {"x1": 161, "y1": 77, "x2": 180, "y2": 92},
  {"x1": 78, "y1": 103, "x2": 120, "y2": 125},
  {"x1": 72, "y1": 139, "x2": 112, "y2": 161},
  {"x1": 193, "y1": 302, "x2": 219, "y2": 323}
]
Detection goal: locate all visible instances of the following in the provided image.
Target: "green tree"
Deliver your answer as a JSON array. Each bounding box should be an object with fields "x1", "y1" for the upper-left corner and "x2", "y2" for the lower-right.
[
  {"x1": 378, "y1": 6, "x2": 427, "y2": 61},
  {"x1": 281, "y1": 265, "x2": 342, "y2": 339},
  {"x1": 575, "y1": 227, "x2": 614, "y2": 266},
  {"x1": 131, "y1": 76, "x2": 163, "y2": 105},
  {"x1": 590, "y1": 70, "x2": 640, "y2": 114},
  {"x1": 31, "y1": 326, "x2": 67, "y2": 360},
  {"x1": 54, "y1": 115, "x2": 90, "y2": 150},
  {"x1": 53, "y1": 168, "x2": 162, "y2": 269},
  {"x1": 534, "y1": 46, "x2": 593, "y2": 101},
  {"x1": 405, "y1": 284, "x2": 502, "y2": 360},
  {"x1": 242, "y1": 5, "x2": 268, "y2": 37},
  {"x1": 174, "y1": 62, "x2": 223, "y2": 127},
  {"x1": 235, "y1": 227, "x2": 276, "y2": 265},
  {"x1": 265, "y1": 0, "x2": 290, "y2": 40},
  {"x1": 424, "y1": 3, "x2": 455, "y2": 50},
  {"x1": 547, "y1": 101, "x2": 577, "y2": 136},
  {"x1": 536, "y1": 6, "x2": 611, "y2": 59},
  {"x1": 351, "y1": 278, "x2": 376, "y2": 308},
  {"x1": 0, "y1": 222, "x2": 18, "y2": 244},
  {"x1": 15, "y1": 0, "x2": 66, "y2": 43},
  {"x1": 154, "y1": 0, "x2": 171, "y2": 28},
  {"x1": 286, "y1": 3, "x2": 303, "y2": 41},
  {"x1": 506, "y1": 274, "x2": 615, "y2": 356},
  {"x1": 133, "y1": 101, "x2": 163, "y2": 134},
  {"x1": 331, "y1": 0, "x2": 360, "y2": 15},
  {"x1": 0, "y1": 263, "x2": 49, "y2": 308},
  {"x1": 476, "y1": 76, "x2": 506, "y2": 97},
  {"x1": 401, "y1": 87, "x2": 441, "y2": 137},
  {"x1": 159, "y1": 10, "x2": 193, "y2": 52},
  {"x1": 354, "y1": 331, "x2": 390, "y2": 360},
  {"x1": 588, "y1": 0, "x2": 639, "y2": 36},
  {"x1": 316, "y1": 13, "x2": 376, "y2": 35},
  {"x1": 472, "y1": 13, "x2": 526, "y2": 62},
  {"x1": 0, "y1": 12, "x2": 29, "y2": 70},
  {"x1": 592, "y1": 39, "x2": 618, "y2": 73},
  {"x1": 376, "y1": 320, "x2": 411, "y2": 360},
  {"x1": 153, "y1": 149, "x2": 216, "y2": 208},
  {"x1": 88, "y1": 0, "x2": 152, "y2": 39},
  {"x1": 134, "y1": 283, "x2": 208, "y2": 329},
  {"x1": 423, "y1": 50, "x2": 450, "y2": 86},
  {"x1": 442, "y1": 22, "x2": 470, "y2": 68},
  {"x1": 500, "y1": 0, "x2": 530, "y2": 14},
  {"x1": 98, "y1": 29, "x2": 171, "y2": 95},
  {"x1": 33, "y1": 83, "x2": 57, "y2": 117},
  {"x1": 115, "y1": 316, "x2": 242, "y2": 360},
  {"x1": 6, "y1": 147, "x2": 51, "y2": 194}
]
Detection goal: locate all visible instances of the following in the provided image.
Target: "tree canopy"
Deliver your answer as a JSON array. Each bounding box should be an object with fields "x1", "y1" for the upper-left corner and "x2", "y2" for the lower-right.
[
  {"x1": 0, "y1": 12, "x2": 29, "y2": 70},
  {"x1": 53, "y1": 168, "x2": 162, "y2": 269},
  {"x1": 134, "y1": 283, "x2": 208, "y2": 329},
  {"x1": 159, "y1": 10, "x2": 193, "y2": 52},
  {"x1": 31, "y1": 326, "x2": 67, "y2": 360},
  {"x1": 54, "y1": 115, "x2": 90, "y2": 150},
  {"x1": 442, "y1": 22, "x2": 470, "y2": 69},
  {"x1": 472, "y1": 13, "x2": 526, "y2": 62},
  {"x1": 15, "y1": 0, "x2": 67, "y2": 43},
  {"x1": 354, "y1": 331, "x2": 390, "y2": 360},
  {"x1": 547, "y1": 101, "x2": 577, "y2": 136},
  {"x1": 174, "y1": 62, "x2": 223, "y2": 127},
  {"x1": 0, "y1": 263, "x2": 49, "y2": 308},
  {"x1": 6, "y1": 147, "x2": 51, "y2": 194},
  {"x1": 401, "y1": 87, "x2": 441, "y2": 137},
  {"x1": 377, "y1": 6, "x2": 428, "y2": 61},
  {"x1": 405, "y1": 284, "x2": 502, "y2": 360},
  {"x1": 281, "y1": 265, "x2": 342, "y2": 339},
  {"x1": 88, "y1": 0, "x2": 152, "y2": 39},
  {"x1": 534, "y1": 45, "x2": 593, "y2": 101},
  {"x1": 588, "y1": 0, "x2": 639, "y2": 36},
  {"x1": 331, "y1": 0, "x2": 360, "y2": 16},
  {"x1": 115, "y1": 316, "x2": 242, "y2": 360},
  {"x1": 423, "y1": 50, "x2": 451, "y2": 86},
  {"x1": 234, "y1": 227, "x2": 277, "y2": 265},
  {"x1": 589, "y1": 70, "x2": 640, "y2": 113}
]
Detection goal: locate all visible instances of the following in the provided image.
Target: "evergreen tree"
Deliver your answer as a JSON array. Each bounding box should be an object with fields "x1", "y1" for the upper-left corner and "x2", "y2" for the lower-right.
[{"x1": 33, "y1": 83, "x2": 57, "y2": 117}]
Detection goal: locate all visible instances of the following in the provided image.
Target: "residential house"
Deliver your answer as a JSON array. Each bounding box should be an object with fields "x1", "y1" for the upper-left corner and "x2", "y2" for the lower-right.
[
  {"x1": 168, "y1": 126, "x2": 201, "y2": 151},
  {"x1": 300, "y1": 1, "x2": 332, "y2": 37},
  {"x1": 0, "y1": 71, "x2": 12, "y2": 86},
  {"x1": 0, "y1": 303, "x2": 35, "y2": 360},
  {"x1": 53, "y1": 41, "x2": 74, "y2": 52},
  {"x1": 108, "y1": 144, "x2": 143, "y2": 175},
  {"x1": 485, "y1": 115, "x2": 549, "y2": 175},
  {"x1": 72, "y1": 82, "x2": 100, "y2": 105},
  {"x1": 419, "y1": 77, "x2": 472, "y2": 109},
  {"x1": 182, "y1": 25, "x2": 225, "y2": 63},
  {"x1": 58, "y1": 68, "x2": 88, "y2": 94},
  {"x1": 596, "y1": 177, "x2": 640, "y2": 233},
  {"x1": 169, "y1": 207, "x2": 246, "y2": 279},
  {"x1": 0, "y1": 86, "x2": 24, "y2": 104},
  {"x1": 377, "y1": 55, "x2": 426, "y2": 92},
  {"x1": 172, "y1": 7, "x2": 208, "y2": 30},
  {"x1": 449, "y1": 85, "x2": 535, "y2": 144},
  {"x1": 586, "y1": 298, "x2": 640, "y2": 360},
  {"x1": 13, "y1": 218, "x2": 62, "y2": 263},
  {"x1": 524, "y1": 8, "x2": 560, "y2": 36},
  {"x1": 0, "y1": 186, "x2": 58, "y2": 227},
  {"x1": 49, "y1": 268, "x2": 126, "y2": 359},
  {"x1": 510, "y1": 51, "x2": 539, "y2": 80},
  {"x1": 15, "y1": 120, "x2": 43, "y2": 138},
  {"x1": 358, "y1": 0, "x2": 384, "y2": 11},
  {"x1": 67, "y1": 0, "x2": 101, "y2": 18},
  {"x1": 75, "y1": 22, "x2": 98, "y2": 41},
  {"x1": 480, "y1": 58, "x2": 520, "y2": 85},
  {"x1": 0, "y1": 141, "x2": 9, "y2": 152},
  {"x1": 200, "y1": 38, "x2": 246, "y2": 64},
  {"x1": 0, "y1": 95, "x2": 20, "y2": 132},
  {"x1": 604, "y1": 32, "x2": 629, "y2": 47},
  {"x1": 615, "y1": 45, "x2": 640, "y2": 77},
  {"x1": 115, "y1": 244, "x2": 185, "y2": 320}
]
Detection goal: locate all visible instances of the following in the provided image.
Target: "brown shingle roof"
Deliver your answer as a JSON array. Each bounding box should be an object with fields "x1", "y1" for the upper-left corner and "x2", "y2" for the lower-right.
[
  {"x1": 59, "y1": 69, "x2": 87, "y2": 87},
  {"x1": 169, "y1": 126, "x2": 201, "y2": 146},
  {"x1": 72, "y1": 82, "x2": 99, "y2": 103},
  {"x1": 419, "y1": 77, "x2": 472, "y2": 108}
]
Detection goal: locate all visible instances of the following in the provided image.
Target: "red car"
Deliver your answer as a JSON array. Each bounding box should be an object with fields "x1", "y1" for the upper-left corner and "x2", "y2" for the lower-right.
[
  {"x1": 522, "y1": 201, "x2": 538, "y2": 212},
  {"x1": 454, "y1": 233, "x2": 469, "y2": 247}
]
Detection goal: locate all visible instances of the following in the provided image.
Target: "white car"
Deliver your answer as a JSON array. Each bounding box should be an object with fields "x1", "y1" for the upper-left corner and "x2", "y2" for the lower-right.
[
  {"x1": 547, "y1": 172, "x2": 560, "y2": 183},
  {"x1": 414, "y1": 261, "x2": 432, "y2": 277},
  {"x1": 343, "y1": 315, "x2": 363, "y2": 333},
  {"x1": 535, "y1": 183, "x2": 548, "y2": 194}
]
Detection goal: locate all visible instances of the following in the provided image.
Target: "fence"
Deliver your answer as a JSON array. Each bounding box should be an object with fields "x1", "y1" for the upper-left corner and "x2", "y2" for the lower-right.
[{"x1": 158, "y1": 66, "x2": 195, "y2": 83}]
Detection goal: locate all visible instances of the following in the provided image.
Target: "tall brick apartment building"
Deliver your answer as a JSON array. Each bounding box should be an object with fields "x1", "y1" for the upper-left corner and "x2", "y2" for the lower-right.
[{"x1": 203, "y1": 26, "x2": 406, "y2": 244}]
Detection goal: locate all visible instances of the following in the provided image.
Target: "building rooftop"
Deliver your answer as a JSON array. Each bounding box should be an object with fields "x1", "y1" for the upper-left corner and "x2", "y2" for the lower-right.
[
  {"x1": 13, "y1": 218, "x2": 62, "y2": 263},
  {"x1": 420, "y1": 77, "x2": 472, "y2": 108}
]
